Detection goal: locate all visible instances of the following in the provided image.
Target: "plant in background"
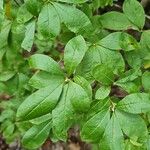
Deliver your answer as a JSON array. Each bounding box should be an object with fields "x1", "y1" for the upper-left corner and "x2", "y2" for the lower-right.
[{"x1": 0, "y1": 0, "x2": 150, "y2": 149}]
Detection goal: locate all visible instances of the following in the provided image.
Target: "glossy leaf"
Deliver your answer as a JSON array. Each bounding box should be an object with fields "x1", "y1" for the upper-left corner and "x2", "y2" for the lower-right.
[
  {"x1": 25, "y1": 0, "x2": 42, "y2": 16},
  {"x1": 74, "y1": 75, "x2": 92, "y2": 99},
  {"x1": 76, "y1": 45, "x2": 125, "y2": 81},
  {"x1": 81, "y1": 109, "x2": 110, "y2": 142},
  {"x1": 64, "y1": 35, "x2": 87, "y2": 75},
  {"x1": 123, "y1": 0, "x2": 145, "y2": 29},
  {"x1": 29, "y1": 54, "x2": 64, "y2": 75},
  {"x1": 95, "y1": 86, "x2": 111, "y2": 100},
  {"x1": 30, "y1": 113, "x2": 52, "y2": 125},
  {"x1": 52, "y1": 83, "x2": 75, "y2": 141},
  {"x1": 98, "y1": 32, "x2": 138, "y2": 51},
  {"x1": 53, "y1": 2, "x2": 92, "y2": 33},
  {"x1": 0, "y1": 20, "x2": 11, "y2": 50},
  {"x1": 17, "y1": 83, "x2": 63, "y2": 120},
  {"x1": 100, "y1": 114, "x2": 125, "y2": 150},
  {"x1": 57, "y1": 0, "x2": 87, "y2": 3},
  {"x1": 142, "y1": 71, "x2": 150, "y2": 92},
  {"x1": 29, "y1": 71, "x2": 65, "y2": 89},
  {"x1": 93, "y1": 0, "x2": 113, "y2": 9},
  {"x1": 0, "y1": 71, "x2": 15, "y2": 82},
  {"x1": 116, "y1": 109, "x2": 148, "y2": 140},
  {"x1": 38, "y1": 3, "x2": 60, "y2": 38},
  {"x1": 92, "y1": 63, "x2": 115, "y2": 85},
  {"x1": 69, "y1": 81, "x2": 91, "y2": 113},
  {"x1": 22, "y1": 120, "x2": 51, "y2": 149},
  {"x1": 117, "y1": 93, "x2": 150, "y2": 114},
  {"x1": 21, "y1": 20, "x2": 36, "y2": 52},
  {"x1": 99, "y1": 11, "x2": 136, "y2": 30}
]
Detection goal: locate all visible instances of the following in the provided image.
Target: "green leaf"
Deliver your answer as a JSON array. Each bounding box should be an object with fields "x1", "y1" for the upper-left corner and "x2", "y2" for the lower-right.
[
  {"x1": 125, "y1": 50, "x2": 142, "y2": 69},
  {"x1": 74, "y1": 75, "x2": 92, "y2": 99},
  {"x1": 53, "y1": 2, "x2": 92, "y2": 33},
  {"x1": 29, "y1": 54, "x2": 64, "y2": 75},
  {"x1": 29, "y1": 71, "x2": 65, "y2": 89},
  {"x1": 140, "y1": 31, "x2": 150, "y2": 68},
  {"x1": 22, "y1": 120, "x2": 51, "y2": 149},
  {"x1": 0, "y1": 109, "x2": 15, "y2": 122},
  {"x1": 37, "y1": 3, "x2": 60, "y2": 38},
  {"x1": 21, "y1": 20, "x2": 36, "y2": 52},
  {"x1": 57, "y1": 0, "x2": 87, "y2": 3},
  {"x1": 81, "y1": 109, "x2": 110, "y2": 142},
  {"x1": 142, "y1": 71, "x2": 150, "y2": 92},
  {"x1": 52, "y1": 83, "x2": 75, "y2": 141},
  {"x1": 140, "y1": 30, "x2": 150, "y2": 50},
  {"x1": 64, "y1": 35, "x2": 87, "y2": 75},
  {"x1": 123, "y1": 0, "x2": 145, "y2": 29},
  {"x1": 115, "y1": 69, "x2": 142, "y2": 93},
  {"x1": 0, "y1": 0, "x2": 3, "y2": 10},
  {"x1": 87, "y1": 98, "x2": 110, "y2": 119},
  {"x1": 0, "y1": 71, "x2": 15, "y2": 82},
  {"x1": 25, "y1": 0, "x2": 42, "y2": 16},
  {"x1": 92, "y1": 63, "x2": 115, "y2": 85},
  {"x1": 98, "y1": 32, "x2": 123, "y2": 50},
  {"x1": 119, "y1": 32, "x2": 139, "y2": 51},
  {"x1": 17, "y1": 83, "x2": 63, "y2": 120},
  {"x1": 0, "y1": 20, "x2": 11, "y2": 50},
  {"x1": 3, "y1": 123, "x2": 15, "y2": 138},
  {"x1": 115, "y1": 69, "x2": 142, "y2": 84},
  {"x1": 17, "y1": 4, "x2": 33, "y2": 23},
  {"x1": 95, "y1": 86, "x2": 111, "y2": 100},
  {"x1": 116, "y1": 109, "x2": 148, "y2": 140},
  {"x1": 69, "y1": 81, "x2": 91, "y2": 113},
  {"x1": 30, "y1": 113, "x2": 52, "y2": 125},
  {"x1": 100, "y1": 113, "x2": 125, "y2": 150},
  {"x1": 99, "y1": 11, "x2": 136, "y2": 30},
  {"x1": 117, "y1": 93, "x2": 150, "y2": 114},
  {"x1": 76, "y1": 45, "x2": 125, "y2": 81},
  {"x1": 98, "y1": 32, "x2": 138, "y2": 51},
  {"x1": 92, "y1": 0, "x2": 113, "y2": 9}
]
